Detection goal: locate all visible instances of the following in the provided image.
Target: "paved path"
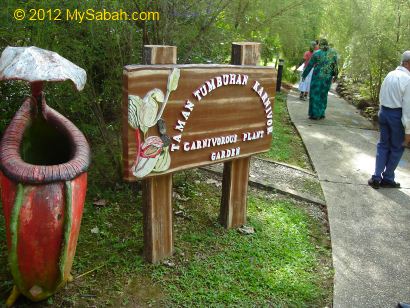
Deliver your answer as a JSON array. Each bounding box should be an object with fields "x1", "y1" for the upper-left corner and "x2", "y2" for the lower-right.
[{"x1": 287, "y1": 86, "x2": 410, "y2": 307}]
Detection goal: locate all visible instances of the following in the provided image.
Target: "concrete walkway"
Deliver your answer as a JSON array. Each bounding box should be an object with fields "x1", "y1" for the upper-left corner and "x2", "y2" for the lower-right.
[{"x1": 287, "y1": 86, "x2": 410, "y2": 307}]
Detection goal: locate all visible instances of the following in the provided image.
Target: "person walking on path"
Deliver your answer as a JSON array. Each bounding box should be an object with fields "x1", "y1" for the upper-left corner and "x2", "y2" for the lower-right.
[
  {"x1": 302, "y1": 38, "x2": 338, "y2": 120},
  {"x1": 368, "y1": 50, "x2": 410, "y2": 189},
  {"x1": 297, "y1": 40, "x2": 318, "y2": 100}
]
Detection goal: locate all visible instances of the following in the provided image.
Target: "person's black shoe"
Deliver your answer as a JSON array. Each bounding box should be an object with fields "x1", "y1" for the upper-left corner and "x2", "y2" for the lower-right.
[
  {"x1": 320, "y1": 115, "x2": 325, "y2": 119},
  {"x1": 397, "y1": 302, "x2": 410, "y2": 308},
  {"x1": 309, "y1": 116, "x2": 318, "y2": 120},
  {"x1": 380, "y1": 180, "x2": 400, "y2": 188},
  {"x1": 368, "y1": 178, "x2": 380, "y2": 189}
]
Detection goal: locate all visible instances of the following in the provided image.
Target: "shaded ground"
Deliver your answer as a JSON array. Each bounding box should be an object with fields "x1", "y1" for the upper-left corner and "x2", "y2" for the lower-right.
[
  {"x1": 0, "y1": 88, "x2": 333, "y2": 307},
  {"x1": 0, "y1": 168, "x2": 332, "y2": 307}
]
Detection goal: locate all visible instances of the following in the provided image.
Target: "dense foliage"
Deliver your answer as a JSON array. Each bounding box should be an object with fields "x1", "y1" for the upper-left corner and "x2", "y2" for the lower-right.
[
  {"x1": 0, "y1": 0, "x2": 322, "y2": 184},
  {"x1": 324, "y1": 0, "x2": 410, "y2": 102},
  {"x1": 1, "y1": 0, "x2": 408, "y2": 184}
]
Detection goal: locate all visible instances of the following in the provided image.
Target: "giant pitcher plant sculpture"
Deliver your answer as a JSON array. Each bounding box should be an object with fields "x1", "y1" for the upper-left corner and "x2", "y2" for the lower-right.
[{"x1": 0, "y1": 46, "x2": 90, "y2": 306}]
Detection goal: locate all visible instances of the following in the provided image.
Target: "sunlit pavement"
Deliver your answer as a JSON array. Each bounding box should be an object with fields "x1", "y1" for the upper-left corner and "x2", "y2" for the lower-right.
[{"x1": 287, "y1": 85, "x2": 410, "y2": 307}]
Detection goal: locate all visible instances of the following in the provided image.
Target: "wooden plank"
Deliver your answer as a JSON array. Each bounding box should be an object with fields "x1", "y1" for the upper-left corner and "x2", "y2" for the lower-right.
[
  {"x1": 143, "y1": 45, "x2": 177, "y2": 65},
  {"x1": 231, "y1": 42, "x2": 261, "y2": 65},
  {"x1": 140, "y1": 45, "x2": 175, "y2": 263},
  {"x1": 123, "y1": 65, "x2": 276, "y2": 181},
  {"x1": 220, "y1": 42, "x2": 263, "y2": 229},
  {"x1": 122, "y1": 73, "x2": 132, "y2": 181},
  {"x1": 220, "y1": 157, "x2": 251, "y2": 228},
  {"x1": 142, "y1": 174, "x2": 173, "y2": 263}
]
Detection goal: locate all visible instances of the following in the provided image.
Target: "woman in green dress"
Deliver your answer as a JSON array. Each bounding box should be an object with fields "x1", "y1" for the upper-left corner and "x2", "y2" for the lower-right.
[{"x1": 302, "y1": 38, "x2": 338, "y2": 119}]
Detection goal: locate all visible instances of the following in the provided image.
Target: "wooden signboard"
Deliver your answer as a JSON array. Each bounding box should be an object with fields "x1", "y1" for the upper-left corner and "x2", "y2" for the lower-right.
[
  {"x1": 123, "y1": 65, "x2": 275, "y2": 180},
  {"x1": 123, "y1": 43, "x2": 276, "y2": 263}
]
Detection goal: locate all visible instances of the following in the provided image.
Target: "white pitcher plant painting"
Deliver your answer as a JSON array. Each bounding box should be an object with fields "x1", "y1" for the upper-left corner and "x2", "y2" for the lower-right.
[{"x1": 128, "y1": 68, "x2": 180, "y2": 178}]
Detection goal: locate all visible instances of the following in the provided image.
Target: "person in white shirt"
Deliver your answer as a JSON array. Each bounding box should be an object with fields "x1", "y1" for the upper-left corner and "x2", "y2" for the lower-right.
[{"x1": 368, "y1": 50, "x2": 410, "y2": 189}]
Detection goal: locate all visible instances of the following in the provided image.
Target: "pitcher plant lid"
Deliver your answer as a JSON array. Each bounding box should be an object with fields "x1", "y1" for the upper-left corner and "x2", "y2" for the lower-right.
[{"x1": 0, "y1": 46, "x2": 86, "y2": 91}]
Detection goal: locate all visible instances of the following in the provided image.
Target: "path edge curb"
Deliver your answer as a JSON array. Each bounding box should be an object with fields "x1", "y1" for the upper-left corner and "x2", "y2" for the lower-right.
[{"x1": 199, "y1": 166, "x2": 327, "y2": 207}]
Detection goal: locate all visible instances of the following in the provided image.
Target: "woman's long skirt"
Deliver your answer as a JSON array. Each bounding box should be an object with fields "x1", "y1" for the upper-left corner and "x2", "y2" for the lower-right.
[{"x1": 308, "y1": 77, "x2": 332, "y2": 118}]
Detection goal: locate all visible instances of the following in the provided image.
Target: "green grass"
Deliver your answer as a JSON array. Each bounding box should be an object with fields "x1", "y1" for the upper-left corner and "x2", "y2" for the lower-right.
[
  {"x1": 0, "y1": 170, "x2": 332, "y2": 307},
  {"x1": 260, "y1": 92, "x2": 312, "y2": 171},
  {"x1": 0, "y1": 207, "x2": 10, "y2": 303},
  {"x1": 301, "y1": 178, "x2": 324, "y2": 197},
  {"x1": 0, "y1": 96, "x2": 327, "y2": 305}
]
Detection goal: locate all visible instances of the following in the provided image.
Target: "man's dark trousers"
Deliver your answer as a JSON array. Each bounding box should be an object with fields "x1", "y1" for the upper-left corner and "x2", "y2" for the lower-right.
[{"x1": 373, "y1": 106, "x2": 405, "y2": 182}]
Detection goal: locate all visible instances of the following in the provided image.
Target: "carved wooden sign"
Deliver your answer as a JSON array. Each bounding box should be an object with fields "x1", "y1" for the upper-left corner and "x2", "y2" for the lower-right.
[{"x1": 123, "y1": 64, "x2": 276, "y2": 181}]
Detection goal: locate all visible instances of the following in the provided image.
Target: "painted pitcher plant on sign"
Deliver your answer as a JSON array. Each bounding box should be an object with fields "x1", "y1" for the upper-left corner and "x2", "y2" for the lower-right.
[{"x1": 128, "y1": 68, "x2": 180, "y2": 178}]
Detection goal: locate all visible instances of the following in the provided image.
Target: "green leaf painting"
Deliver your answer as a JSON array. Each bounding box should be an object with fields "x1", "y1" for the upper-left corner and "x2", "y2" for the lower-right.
[
  {"x1": 138, "y1": 89, "x2": 164, "y2": 134},
  {"x1": 128, "y1": 68, "x2": 180, "y2": 178},
  {"x1": 153, "y1": 147, "x2": 171, "y2": 172},
  {"x1": 128, "y1": 95, "x2": 143, "y2": 129},
  {"x1": 167, "y1": 68, "x2": 181, "y2": 93}
]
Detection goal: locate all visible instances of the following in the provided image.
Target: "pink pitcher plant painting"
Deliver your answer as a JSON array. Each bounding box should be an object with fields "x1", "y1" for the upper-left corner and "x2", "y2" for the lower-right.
[{"x1": 128, "y1": 68, "x2": 180, "y2": 178}]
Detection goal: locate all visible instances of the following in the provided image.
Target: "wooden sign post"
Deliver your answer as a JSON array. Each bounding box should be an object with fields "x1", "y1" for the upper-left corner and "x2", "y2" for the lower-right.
[
  {"x1": 221, "y1": 42, "x2": 262, "y2": 228},
  {"x1": 141, "y1": 45, "x2": 176, "y2": 263},
  {"x1": 123, "y1": 43, "x2": 276, "y2": 263}
]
